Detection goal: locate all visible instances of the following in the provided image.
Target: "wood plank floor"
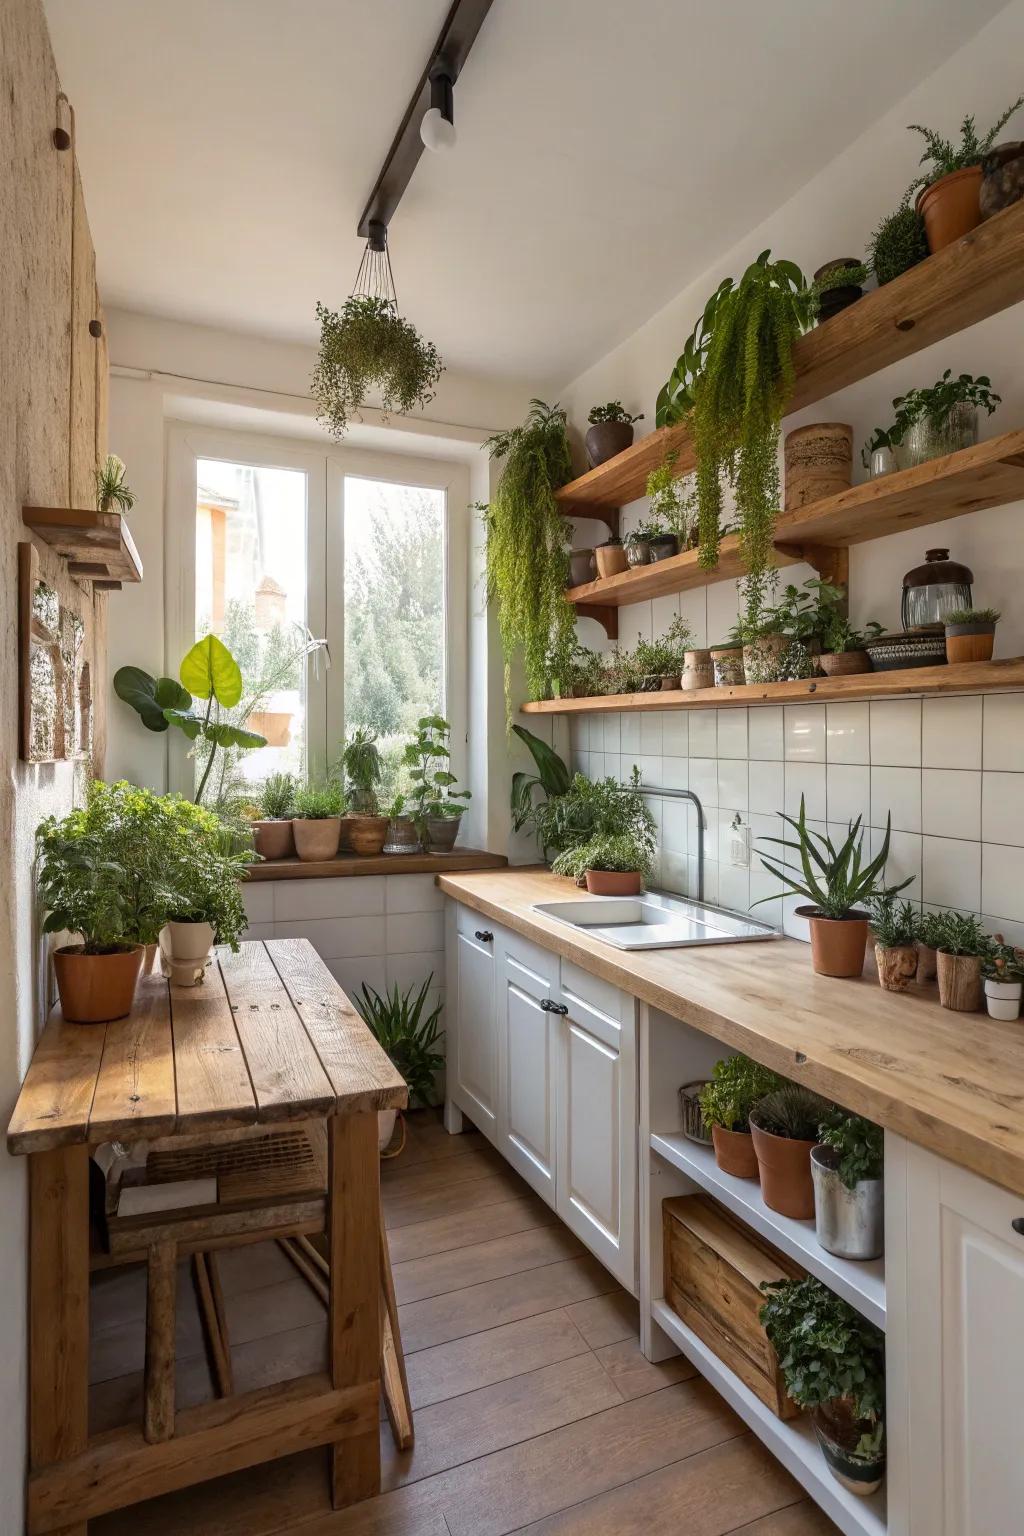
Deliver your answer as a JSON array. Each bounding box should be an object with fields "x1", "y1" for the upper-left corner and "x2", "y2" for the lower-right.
[{"x1": 92, "y1": 1111, "x2": 837, "y2": 1536}]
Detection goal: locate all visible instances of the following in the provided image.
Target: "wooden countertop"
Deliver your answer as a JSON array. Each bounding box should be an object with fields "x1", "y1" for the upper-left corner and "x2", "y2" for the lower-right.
[
  {"x1": 438, "y1": 868, "x2": 1024, "y2": 1198},
  {"x1": 246, "y1": 848, "x2": 507, "y2": 881}
]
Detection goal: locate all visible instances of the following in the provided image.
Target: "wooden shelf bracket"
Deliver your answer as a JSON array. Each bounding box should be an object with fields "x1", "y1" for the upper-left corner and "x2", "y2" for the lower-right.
[{"x1": 575, "y1": 603, "x2": 619, "y2": 640}]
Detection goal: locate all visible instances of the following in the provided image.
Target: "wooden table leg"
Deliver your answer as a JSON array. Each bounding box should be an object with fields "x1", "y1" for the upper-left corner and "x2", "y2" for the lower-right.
[
  {"x1": 29, "y1": 1145, "x2": 89, "y2": 1536},
  {"x1": 328, "y1": 1111, "x2": 380, "y2": 1509},
  {"x1": 144, "y1": 1242, "x2": 177, "y2": 1442}
]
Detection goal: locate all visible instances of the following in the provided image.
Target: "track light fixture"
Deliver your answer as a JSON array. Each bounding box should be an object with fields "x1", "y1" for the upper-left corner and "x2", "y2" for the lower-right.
[{"x1": 420, "y1": 72, "x2": 456, "y2": 153}]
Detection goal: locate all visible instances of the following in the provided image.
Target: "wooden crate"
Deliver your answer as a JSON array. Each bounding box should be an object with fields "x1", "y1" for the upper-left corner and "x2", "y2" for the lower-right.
[{"x1": 662, "y1": 1193, "x2": 804, "y2": 1419}]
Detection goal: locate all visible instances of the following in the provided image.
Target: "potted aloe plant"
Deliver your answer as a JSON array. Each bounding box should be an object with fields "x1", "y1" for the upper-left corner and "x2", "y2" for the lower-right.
[
  {"x1": 251, "y1": 772, "x2": 296, "y2": 860},
  {"x1": 760, "y1": 1277, "x2": 886, "y2": 1497},
  {"x1": 341, "y1": 726, "x2": 389, "y2": 855},
  {"x1": 405, "y1": 716, "x2": 471, "y2": 852},
  {"x1": 867, "y1": 894, "x2": 919, "y2": 993},
  {"x1": 983, "y1": 938, "x2": 1024, "y2": 1021},
  {"x1": 291, "y1": 779, "x2": 346, "y2": 862},
  {"x1": 585, "y1": 401, "x2": 643, "y2": 467},
  {"x1": 749, "y1": 1084, "x2": 832, "y2": 1218},
  {"x1": 756, "y1": 798, "x2": 912, "y2": 978},
  {"x1": 355, "y1": 974, "x2": 445, "y2": 1152},
  {"x1": 811, "y1": 1109, "x2": 884, "y2": 1261},
  {"x1": 698, "y1": 1055, "x2": 783, "y2": 1179}
]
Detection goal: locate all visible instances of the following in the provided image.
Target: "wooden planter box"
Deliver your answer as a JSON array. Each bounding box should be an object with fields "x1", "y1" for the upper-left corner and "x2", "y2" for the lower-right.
[{"x1": 662, "y1": 1193, "x2": 804, "y2": 1420}]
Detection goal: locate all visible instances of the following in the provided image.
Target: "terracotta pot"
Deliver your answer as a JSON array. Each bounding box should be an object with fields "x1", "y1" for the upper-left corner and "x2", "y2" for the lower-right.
[
  {"x1": 585, "y1": 420, "x2": 634, "y2": 468},
  {"x1": 937, "y1": 950, "x2": 983, "y2": 1012},
  {"x1": 798, "y1": 907, "x2": 868, "y2": 978},
  {"x1": 750, "y1": 1119, "x2": 817, "y2": 1218},
  {"x1": 585, "y1": 868, "x2": 642, "y2": 896},
  {"x1": 569, "y1": 548, "x2": 596, "y2": 586},
  {"x1": 875, "y1": 942, "x2": 918, "y2": 994},
  {"x1": 916, "y1": 166, "x2": 983, "y2": 252},
  {"x1": 292, "y1": 816, "x2": 341, "y2": 861},
  {"x1": 819, "y1": 650, "x2": 872, "y2": 677},
  {"x1": 348, "y1": 814, "x2": 389, "y2": 856},
  {"x1": 711, "y1": 646, "x2": 744, "y2": 687},
  {"x1": 945, "y1": 622, "x2": 995, "y2": 664},
  {"x1": 742, "y1": 632, "x2": 788, "y2": 685},
  {"x1": 711, "y1": 1123, "x2": 759, "y2": 1179},
  {"x1": 53, "y1": 944, "x2": 144, "y2": 1025},
  {"x1": 595, "y1": 542, "x2": 628, "y2": 579},
  {"x1": 784, "y1": 423, "x2": 853, "y2": 511},
  {"x1": 682, "y1": 649, "x2": 714, "y2": 691},
  {"x1": 251, "y1": 818, "x2": 295, "y2": 860},
  {"x1": 917, "y1": 942, "x2": 937, "y2": 982}
]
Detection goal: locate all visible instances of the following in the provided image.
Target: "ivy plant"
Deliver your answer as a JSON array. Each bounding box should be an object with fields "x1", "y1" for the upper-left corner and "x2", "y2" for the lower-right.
[
  {"x1": 759, "y1": 1275, "x2": 886, "y2": 1440},
  {"x1": 312, "y1": 295, "x2": 443, "y2": 439}
]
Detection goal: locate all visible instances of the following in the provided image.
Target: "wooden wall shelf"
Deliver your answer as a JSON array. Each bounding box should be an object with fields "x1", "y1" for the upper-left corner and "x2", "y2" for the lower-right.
[
  {"x1": 23, "y1": 506, "x2": 142, "y2": 586},
  {"x1": 555, "y1": 197, "x2": 1024, "y2": 515},
  {"x1": 566, "y1": 428, "x2": 1024, "y2": 608},
  {"x1": 521, "y1": 658, "x2": 1024, "y2": 714}
]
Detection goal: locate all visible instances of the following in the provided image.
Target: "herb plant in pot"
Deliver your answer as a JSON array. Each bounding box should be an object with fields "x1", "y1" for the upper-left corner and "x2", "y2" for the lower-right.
[
  {"x1": 934, "y1": 911, "x2": 992, "y2": 1012},
  {"x1": 405, "y1": 715, "x2": 471, "y2": 852},
  {"x1": 624, "y1": 521, "x2": 657, "y2": 568},
  {"x1": 710, "y1": 623, "x2": 746, "y2": 687},
  {"x1": 548, "y1": 768, "x2": 656, "y2": 895},
  {"x1": 756, "y1": 799, "x2": 912, "y2": 978},
  {"x1": 645, "y1": 451, "x2": 693, "y2": 553},
  {"x1": 252, "y1": 772, "x2": 296, "y2": 860},
  {"x1": 161, "y1": 815, "x2": 250, "y2": 982},
  {"x1": 341, "y1": 726, "x2": 389, "y2": 855},
  {"x1": 356, "y1": 974, "x2": 445, "y2": 1152},
  {"x1": 818, "y1": 616, "x2": 883, "y2": 678},
  {"x1": 908, "y1": 97, "x2": 1024, "y2": 252},
  {"x1": 915, "y1": 909, "x2": 944, "y2": 981},
  {"x1": 291, "y1": 779, "x2": 345, "y2": 862},
  {"x1": 383, "y1": 794, "x2": 420, "y2": 854},
  {"x1": 594, "y1": 533, "x2": 627, "y2": 579},
  {"x1": 983, "y1": 939, "x2": 1024, "y2": 1021},
  {"x1": 944, "y1": 606, "x2": 999, "y2": 664},
  {"x1": 868, "y1": 895, "x2": 919, "y2": 992},
  {"x1": 632, "y1": 616, "x2": 692, "y2": 691},
  {"x1": 749, "y1": 1084, "x2": 832, "y2": 1219},
  {"x1": 585, "y1": 402, "x2": 643, "y2": 467},
  {"x1": 811, "y1": 1109, "x2": 884, "y2": 1261},
  {"x1": 760, "y1": 1276, "x2": 886, "y2": 1496},
  {"x1": 552, "y1": 831, "x2": 655, "y2": 897},
  {"x1": 698, "y1": 1055, "x2": 783, "y2": 1179},
  {"x1": 867, "y1": 197, "x2": 928, "y2": 286}
]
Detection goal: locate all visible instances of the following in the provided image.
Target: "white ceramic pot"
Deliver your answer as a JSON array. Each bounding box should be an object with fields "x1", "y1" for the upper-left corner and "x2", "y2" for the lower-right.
[
  {"x1": 163, "y1": 920, "x2": 215, "y2": 963},
  {"x1": 869, "y1": 446, "x2": 896, "y2": 478},
  {"x1": 378, "y1": 1108, "x2": 398, "y2": 1152},
  {"x1": 985, "y1": 977, "x2": 1022, "y2": 1021}
]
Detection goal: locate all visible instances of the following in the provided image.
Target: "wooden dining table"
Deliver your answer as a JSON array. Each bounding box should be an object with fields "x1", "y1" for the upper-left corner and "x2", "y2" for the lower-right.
[{"x1": 7, "y1": 937, "x2": 407, "y2": 1536}]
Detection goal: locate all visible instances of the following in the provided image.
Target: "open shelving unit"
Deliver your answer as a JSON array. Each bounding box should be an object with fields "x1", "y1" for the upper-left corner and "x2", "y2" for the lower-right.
[{"x1": 22, "y1": 506, "x2": 143, "y2": 589}]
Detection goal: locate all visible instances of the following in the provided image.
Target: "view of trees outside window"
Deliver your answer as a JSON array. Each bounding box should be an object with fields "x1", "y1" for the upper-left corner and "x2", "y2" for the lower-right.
[{"x1": 343, "y1": 476, "x2": 446, "y2": 800}]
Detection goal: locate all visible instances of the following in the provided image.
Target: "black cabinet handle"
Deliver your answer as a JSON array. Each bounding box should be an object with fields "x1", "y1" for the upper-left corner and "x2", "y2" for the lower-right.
[
  {"x1": 541, "y1": 999, "x2": 568, "y2": 1015},
  {"x1": 474, "y1": 929, "x2": 493, "y2": 943},
  {"x1": 1012, "y1": 1218, "x2": 1024, "y2": 1237}
]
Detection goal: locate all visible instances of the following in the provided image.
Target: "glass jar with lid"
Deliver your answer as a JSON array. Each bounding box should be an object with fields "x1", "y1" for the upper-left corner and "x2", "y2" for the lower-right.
[{"x1": 901, "y1": 548, "x2": 973, "y2": 632}]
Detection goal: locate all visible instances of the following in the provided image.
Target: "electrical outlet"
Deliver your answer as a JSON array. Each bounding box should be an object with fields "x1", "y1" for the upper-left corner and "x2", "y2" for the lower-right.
[{"x1": 729, "y1": 813, "x2": 751, "y2": 868}]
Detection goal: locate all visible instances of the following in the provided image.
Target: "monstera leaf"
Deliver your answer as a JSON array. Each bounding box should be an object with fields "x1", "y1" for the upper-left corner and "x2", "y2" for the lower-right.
[
  {"x1": 180, "y1": 634, "x2": 243, "y2": 706},
  {"x1": 113, "y1": 667, "x2": 193, "y2": 732}
]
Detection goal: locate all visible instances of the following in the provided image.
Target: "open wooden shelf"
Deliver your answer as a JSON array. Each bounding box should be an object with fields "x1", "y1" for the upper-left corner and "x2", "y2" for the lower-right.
[
  {"x1": 23, "y1": 506, "x2": 142, "y2": 587},
  {"x1": 567, "y1": 428, "x2": 1024, "y2": 609},
  {"x1": 556, "y1": 196, "x2": 1024, "y2": 515},
  {"x1": 522, "y1": 657, "x2": 1024, "y2": 714}
]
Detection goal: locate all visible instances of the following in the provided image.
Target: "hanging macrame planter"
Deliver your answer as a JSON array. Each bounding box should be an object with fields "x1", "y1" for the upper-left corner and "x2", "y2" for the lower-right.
[{"x1": 312, "y1": 222, "x2": 444, "y2": 439}]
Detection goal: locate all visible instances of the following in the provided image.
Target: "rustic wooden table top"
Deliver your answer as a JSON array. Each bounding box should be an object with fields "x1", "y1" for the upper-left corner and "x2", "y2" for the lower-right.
[{"x1": 7, "y1": 938, "x2": 407, "y2": 1155}]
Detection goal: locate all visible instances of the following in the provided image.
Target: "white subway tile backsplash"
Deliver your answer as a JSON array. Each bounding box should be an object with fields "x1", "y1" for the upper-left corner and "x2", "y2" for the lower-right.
[
  {"x1": 636, "y1": 753, "x2": 661, "y2": 786},
  {"x1": 719, "y1": 863, "x2": 750, "y2": 913},
  {"x1": 923, "y1": 836, "x2": 981, "y2": 911},
  {"x1": 826, "y1": 764, "x2": 871, "y2": 827},
  {"x1": 983, "y1": 693, "x2": 1024, "y2": 771},
  {"x1": 784, "y1": 704, "x2": 825, "y2": 762},
  {"x1": 660, "y1": 755, "x2": 688, "y2": 790},
  {"x1": 871, "y1": 766, "x2": 922, "y2": 833},
  {"x1": 717, "y1": 709, "x2": 748, "y2": 759},
  {"x1": 274, "y1": 877, "x2": 385, "y2": 923},
  {"x1": 689, "y1": 758, "x2": 719, "y2": 808},
  {"x1": 692, "y1": 857, "x2": 719, "y2": 904},
  {"x1": 870, "y1": 827, "x2": 922, "y2": 897},
  {"x1": 679, "y1": 589, "x2": 707, "y2": 649},
  {"x1": 718, "y1": 759, "x2": 748, "y2": 812},
  {"x1": 661, "y1": 849, "x2": 688, "y2": 894},
  {"x1": 922, "y1": 769, "x2": 981, "y2": 842},
  {"x1": 620, "y1": 714, "x2": 641, "y2": 754},
  {"x1": 785, "y1": 762, "x2": 826, "y2": 821},
  {"x1": 982, "y1": 843, "x2": 1024, "y2": 923},
  {"x1": 662, "y1": 800, "x2": 690, "y2": 853},
  {"x1": 748, "y1": 706, "x2": 783, "y2": 761},
  {"x1": 603, "y1": 713, "x2": 621, "y2": 754},
  {"x1": 982, "y1": 772, "x2": 1024, "y2": 847},
  {"x1": 274, "y1": 915, "x2": 386, "y2": 958},
  {"x1": 826, "y1": 702, "x2": 870, "y2": 765},
  {"x1": 870, "y1": 699, "x2": 922, "y2": 767},
  {"x1": 242, "y1": 884, "x2": 274, "y2": 925},
  {"x1": 386, "y1": 911, "x2": 444, "y2": 955},
  {"x1": 640, "y1": 714, "x2": 664, "y2": 755},
  {"x1": 689, "y1": 711, "x2": 717, "y2": 758},
  {"x1": 386, "y1": 875, "x2": 445, "y2": 913},
  {"x1": 588, "y1": 716, "x2": 605, "y2": 752},
  {"x1": 922, "y1": 696, "x2": 982, "y2": 769},
  {"x1": 662, "y1": 713, "x2": 688, "y2": 757},
  {"x1": 589, "y1": 751, "x2": 606, "y2": 780},
  {"x1": 386, "y1": 952, "x2": 446, "y2": 992},
  {"x1": 327, "y1": 955, "x2": 386, "y2": 1000},
  {"x1": 748, "y1": 759, "x2": 784, "y2": 818}
]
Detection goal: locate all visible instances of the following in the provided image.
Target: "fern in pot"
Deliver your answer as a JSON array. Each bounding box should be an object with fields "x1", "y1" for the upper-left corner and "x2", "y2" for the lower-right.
[
  {"x1": 356, "y1": 974, "x2": 445, "y2": 1153},
  {"x1": 698, "y1": 1055, "x2": 783, "y2": 1179},
  {"x1": 341, "y1": 726, "x2": 389, "y2": 856}
]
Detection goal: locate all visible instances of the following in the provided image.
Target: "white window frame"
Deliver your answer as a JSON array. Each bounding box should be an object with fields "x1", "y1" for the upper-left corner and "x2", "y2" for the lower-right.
[{"x1": 165, "y1": 422, "x2": 469, "y2": 796}]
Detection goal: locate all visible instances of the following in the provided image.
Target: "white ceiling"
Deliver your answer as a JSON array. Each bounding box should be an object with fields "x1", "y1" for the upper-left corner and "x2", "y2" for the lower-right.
[{"x1": 46, "y1": 0, "x2": 1002, "y2": 388}]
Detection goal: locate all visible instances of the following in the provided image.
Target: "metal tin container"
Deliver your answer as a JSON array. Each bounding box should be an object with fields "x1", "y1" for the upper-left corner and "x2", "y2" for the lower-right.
[{"x1": 810, "y1": 1146, "x2": 884, "y2": 1261}]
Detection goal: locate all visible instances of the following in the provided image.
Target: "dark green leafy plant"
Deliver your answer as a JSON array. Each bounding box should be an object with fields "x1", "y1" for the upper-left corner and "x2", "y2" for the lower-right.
[
  {"x1": 817, "y1": 1107, "x2": 884, "y2": 1188},
  {"x1": 698, "y1": 1055, "x2": 783, "y2": 1133},
  {"x1": 867, "y1": 199, "x2": 929, "y2": 286},
  {"x1": 312, "y1": 295, "x2": 443, "y2": 440},
  {"x1": 341, "y1": 726, "x2": 384, "y2": 813},
  {"x1": 759, "y1": 1276, "x2": 886, "y2": 1439},
  {"x1": 892, "y1": 370, "x2": 1000, "y2": 431},
  {"x1": 645, "y1": 452, "x2": 693, "y2": 544},
  {"x1": 483, "y1": 400, "x2": 575, "y2": 724},
  {"x1": 756, "y1": 797, "x2": 913, "y2": 920},
  {"x1": 163, "y1": 808, "x2": 250, "y2": 950},
  {"x1": 259, "y1": 772, "x2": 296, "y2": 821},
  {"x1": 750, "y1": 1084, "x2": 832, "y2": 1141},
  {"x1": 355, "y1": 975, "x2": 445, "y2": 1108},
  {"x1": 944, "y1": 606, "x2": 1000, "y2": 625},
  {"x1": 632, "y1": 616, "x2": 692, "y2": 678},
  {"x1": 404, "y1": 715, "x2": 470, "y2": 835},
  {"x1": 37, "y1": 811, "x2": 135, "y2": 953},
  {"x1": 95, "y1": 453, "x2": 135, "y2": 514},
  {"x1": 588, "y1": 401, "x2": 643, "y2": 425},
  {"x1": 537, "y1": 767, "x2": 654, "y2": 867},
  {"x1": 809, "y1": 261, "x2": 868, "y2": 318},
  {"x1": 906, "y1": 96, "x2": 1024, "y2": 192},
  {"x1": 292, "y1": 780, "x2": 345, "y2": 819},
  {"x1": 821, "y1": 615, "x2": 883, "y2": 655},
  {"x1": 510, "y1": 724, "x2": 571, "y2": 847},
  {"x1": 933, "y1": 910, "x2": 993, "y2": 958},
  {"x1": 656, "y1": 275, "x2": 735, "y2": 426},
  {"x1": 552, "y1": 829, "x2": 655, "y2": 882},
  {"x1": 626, "y1": 519, "x2": 666, "y2": 546}
]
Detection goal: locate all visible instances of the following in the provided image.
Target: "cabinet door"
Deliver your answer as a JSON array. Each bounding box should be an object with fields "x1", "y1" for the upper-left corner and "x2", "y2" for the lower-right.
[
  {"x1": 555, "y1": 963, "x2": 637, "y2": 1291},
  {"x1": 452, "y1": 922, "x2": 498, "y2": 1141},
  {"x1": 890, "y1": 1139, "x2": 1024, "y2": 1535},
  {"x1": 498, "y1": 938, "x2": 559, "y2": 1203}
]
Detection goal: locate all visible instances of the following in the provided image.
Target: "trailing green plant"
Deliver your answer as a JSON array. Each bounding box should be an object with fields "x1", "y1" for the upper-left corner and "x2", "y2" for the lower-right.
[
  {"x1": 259, "y1": 772, "x2": 296, "y2": 821},
  {"x1": 944, "y1": 606, "x2": 1000, "y2": 625},
  {"x1": 341, "y1": 726, "x2": 384, "y2": 813},
  {"x1": 552, "y1": 829, "x2": 655, "y2": 882},
  {"x1": 536, "y1": 766, "x2": 655, "y2": 867},
  {"x1": 95, "y1": 453, "x2": 135, "y2": 515},
  {"x1": 750, "y1": 1084, "x2": 832, "y2": 1141},
  {"x1": 756, "y1": 797, "x2": 913, "y2": 920},
  {"x1": 632, "y1": 616, "x2": 693, "y2": 678},
  {"x1": 759, "y1": 1276, "x2": 886, "y2": 1442},
  {"x1": 292, "y1": 779, "x2": 346, "y2": 819},
  {"x1": 906, "y1": 96, "x2": 1024, "y2": 193},
  {"x1": 656, "y1": 275, "x2": 735, "y2": 426},
  {"x1": 483, "y1": 400, "x2": 575, "y2": 724},
  {"x1": 644, "y1": 452, "x2": 693, "y2": 545},
  {"x1": 817, "y1": 1107, "x2": 884, "y2": 1188},
  {"x1": 933, "y1": 910, "x2": 993, "y2": 958},
  {"x1": 312, "y1": 295, "x2": 443, "y2": 439},
  {"x1": 892, "y1": 369, "x2": 1000, "y2": 432},
  {"x1": 588, "y1": 401, "x2": 643, "y2": 425},
  {"x1": 404, "y1": 715, "x2": 470, "y2": 834},
  {"x1": 355, "y1": 975, "x2": 445, "y2": 1108},
  {"x1": 698, "y1": 1055, "x2": 784, "y2": 1134},
  {"x1": 867, "y1": 198, "x2": 929, "y2": 286}
]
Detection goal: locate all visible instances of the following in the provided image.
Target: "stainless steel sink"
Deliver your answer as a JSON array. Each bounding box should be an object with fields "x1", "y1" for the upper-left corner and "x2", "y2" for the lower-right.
[{"x1": 532, "y1": 888, "x2": 779, "y2": 951}]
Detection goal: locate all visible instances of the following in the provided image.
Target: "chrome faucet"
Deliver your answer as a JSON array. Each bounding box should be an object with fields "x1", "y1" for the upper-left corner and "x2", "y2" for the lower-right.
[{"x1": 623, "y1": 783, "x2": 706, "y2": 902}]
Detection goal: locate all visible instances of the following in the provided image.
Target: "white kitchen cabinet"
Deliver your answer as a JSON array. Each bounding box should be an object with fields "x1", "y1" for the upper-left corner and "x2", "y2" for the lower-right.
[
  {"x1": 497, "y1": 934, "x2": 559, "y2": 1201},
  {"x1": 446, "y1": 904, "x2": 500, "y2": 1142},
  {"x1": 887, "y1": 1136, "x2": 1024, "y2": 1536}
]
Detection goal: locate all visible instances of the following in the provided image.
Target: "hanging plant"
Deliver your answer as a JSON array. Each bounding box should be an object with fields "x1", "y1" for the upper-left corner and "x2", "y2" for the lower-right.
[{"x1": 483, "y1": 399, "x2": 575, "y2": 726}]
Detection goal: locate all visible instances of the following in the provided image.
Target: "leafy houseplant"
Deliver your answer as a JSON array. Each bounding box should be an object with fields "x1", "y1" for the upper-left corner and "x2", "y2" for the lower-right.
[
  {"x1": 585, "y1": 401, "x2": 643, "y2": 467},
  {"x1": 95, "y1": 453, "x2": 135, "y2": 515},
  {"x1": 546, "y1": 768, "x2": 656, "y2": 894},
  {"x1": 811, "y1": 1108, "x2": 885, "y2": 1263},
  {"x1": 861, "y1": 423, "x2": 905, "y2": 478},
  {"x1": 756, "y1": 798, "x2": 912, "y2": 977},
  {"x1": 817, "y1": 1109, "x2": 884, "y2": 1189},
  {"x1": 810, "y1": 260, "x2": 868, "y2": 323},
  {"x1": 291, "y1": 779, "x2": 346, "y2": 863},
  {"x1": 510, "y1": 725, "x2": 571, "y2": 853},
  {"x1": 383, "y1": 792, "x2": 420, "y2": 855},
  {"x1": 312, "y1": 295, "x2": 443, "y2": 439},
  {"x1": 162, "y1": 808, "x2": 251, "y2": 972},
  {"x1": 893, "y1": 370, "x2": 1000, "y2": 466},
  {"x1": 341, "y1": 726, "x2": 388, "y2": 856},
  {"x1": 546, "y1": 635, "x2": 606, "y2": 699},
  {"x1": 252, "y1": 771, "x2": 296, "y2": 861},
  {"x1": 867, "y1": 198, "x2": 928, "y2": 286},
  {"x1": 933, "y1": 910, "x2": 993, "y2": 1013},
  {"x1": 908, "y1": 97, "x2": 1024, "y2": 251},
  {"x1": 551, "y1": 831, "x2": 655, "y2": 894},
  {"x1": 983, "y1": 938, "x2": 1024, "y2": 1021},
  {"x1": 483, "y1": 400, "x2": 575, "y2": 725},
  {"x1": 699, "y1": 1055, "x2": 783, "y2": 1179},
  {"x1": 404, "y1": 715, "x2": 470, "y2": 852},
  {"x1": 632, "y1": 616, "x2": 692, "y2": 689},
  {"x1": 749, "y1": 1084, "x2": 833, "y2": 1219},
  {"x1": 819, "y1": 616, "x2": 884, "y2": 677},
  {"x1": 868, "y1": 895, "x2": 919, "y2": 993},
  {"x1": 355, "y1": 975, "x2": 445, "y2": 1140},
  {"x1": 760, "y1": 1277, "x2": 886, "y2": 1495},
  {"x1": 944, "y1": 605, "x2": 999, "y2": 664}
]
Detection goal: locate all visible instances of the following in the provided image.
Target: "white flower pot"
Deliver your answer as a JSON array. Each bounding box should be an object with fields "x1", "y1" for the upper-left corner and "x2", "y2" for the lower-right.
[
  {"x1": 164, "y1": 920, "x2": 215, "y2": 963},
  {"x1": 985, "y1": 977, "x2": 1022, "y2": 1021},
  {"x1": 378, "y1": 1108, "x2": 398, "y2": 1152}
]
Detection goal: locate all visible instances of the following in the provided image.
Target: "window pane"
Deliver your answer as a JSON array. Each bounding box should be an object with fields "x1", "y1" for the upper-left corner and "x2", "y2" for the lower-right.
[
  {"x1": 195, "y1": 458, "x2": 308, "y2": 802},
  {"x1": 343, "y1": 476, "x2": 445, "y2": 798}
]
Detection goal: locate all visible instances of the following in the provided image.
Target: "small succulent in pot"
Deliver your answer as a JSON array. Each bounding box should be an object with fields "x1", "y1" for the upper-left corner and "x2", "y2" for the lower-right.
[
  {"x1": 698, "y1": 1055, "x2": 784, "y2": 1179},
  {"x1": 585, "y1": 401, "x2": 643, "y2": 467},
  {"x1": 95, "y1": 453, "x2": 136, "y2": 515},
  {"x1": 982, "y1": 937, "x2": 1024, "y2": 1021},
  {"x1": 944, "y1": 606, "x2": 999, "y2": 665},
  {"x1": 868, "y1": 895, "x2": 919, "y2": 993},
  {"x1": 933, "y1": 910, "x2": 993, "y2": 1012},
  {"x1": 812, "y1": 1107, "x2": 885, "y2": 1262},
  {"x1": 251, "y1": 771, "x2": 297, "y2": 861}
]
